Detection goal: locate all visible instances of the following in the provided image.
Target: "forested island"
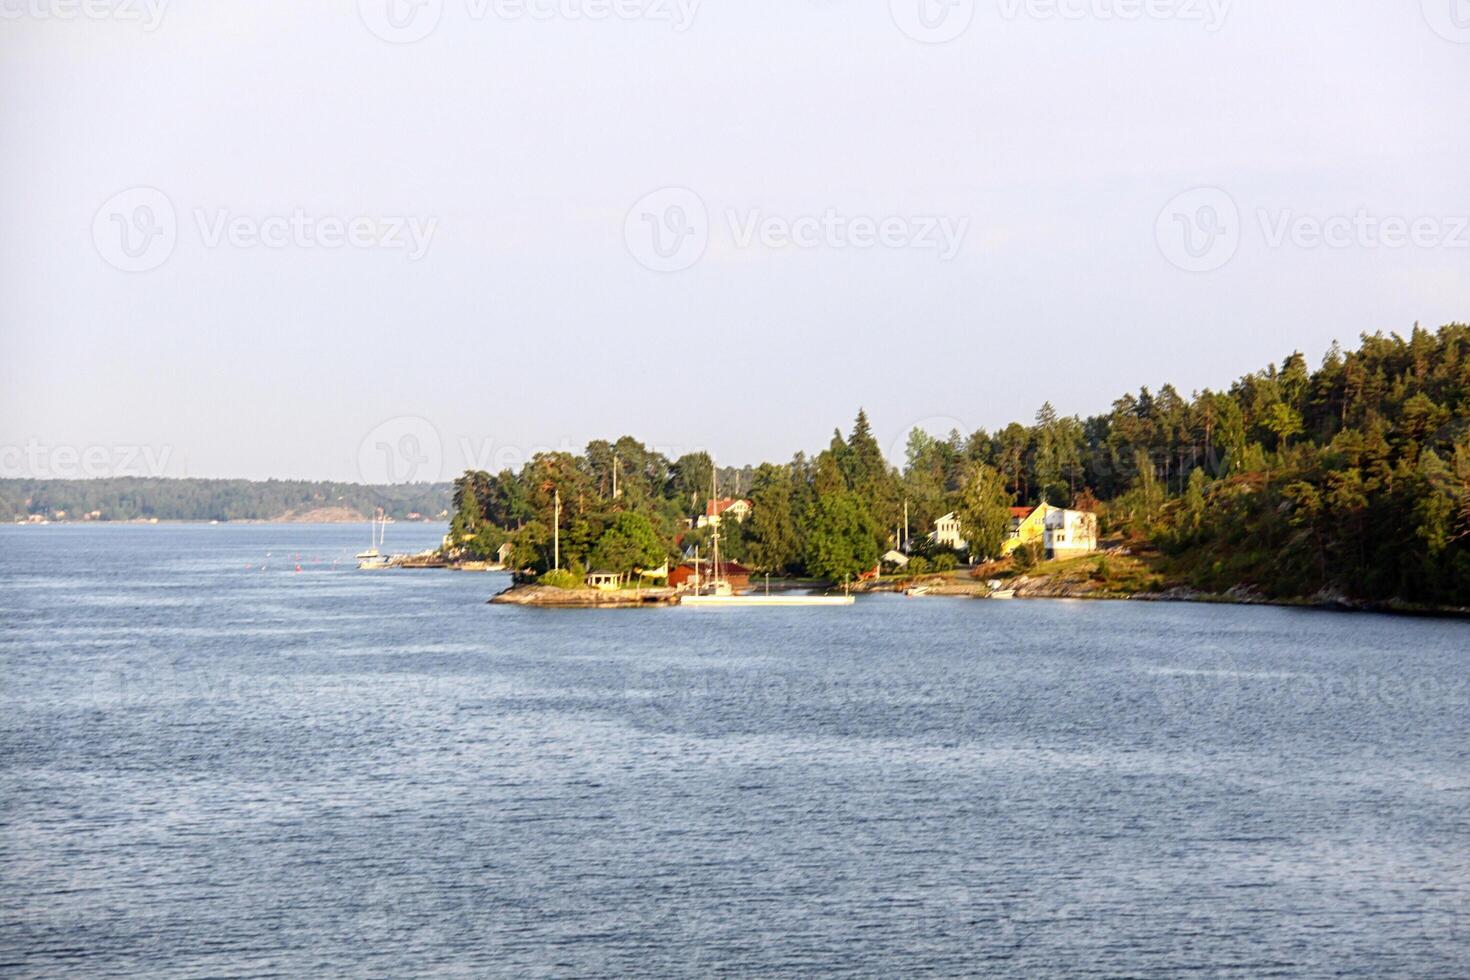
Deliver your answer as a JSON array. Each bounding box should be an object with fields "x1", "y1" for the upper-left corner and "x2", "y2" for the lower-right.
[
  {"x1": 1, "y1": 478, "x2": 449, "y2": 524},
  {"x1": 450, "y1": 324, "x2": 1470, "y2": 611}
]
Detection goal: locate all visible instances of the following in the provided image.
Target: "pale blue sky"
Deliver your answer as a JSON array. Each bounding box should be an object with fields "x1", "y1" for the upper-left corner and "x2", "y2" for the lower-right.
[{"x1": 2, "y1": 0, "x2": 1466, "y2": 482}]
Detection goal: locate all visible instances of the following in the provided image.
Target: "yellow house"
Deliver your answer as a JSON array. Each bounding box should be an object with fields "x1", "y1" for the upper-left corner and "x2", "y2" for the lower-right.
[{"x1": 1002, "y1": 504, "x2": 1054, "y2": 556}]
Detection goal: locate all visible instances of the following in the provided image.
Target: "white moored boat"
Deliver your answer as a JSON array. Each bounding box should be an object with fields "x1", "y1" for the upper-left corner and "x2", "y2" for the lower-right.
[
  {"x1": 682, "y1": 593, "x2": 854, "y2": 607},
  {"x1": 357, "y1": 509, "x2": 391, "y2": 569}
]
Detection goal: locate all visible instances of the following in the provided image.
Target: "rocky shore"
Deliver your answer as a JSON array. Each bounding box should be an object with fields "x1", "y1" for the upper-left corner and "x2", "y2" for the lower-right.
[
  {"x1": 485, "y1": 557, "x2": 1469, "y2": 617},
  {"x1": 489, "y1": 584, "x2": 678, "y2": 608},
  {"x1": 881, "y1": 570, "x2": 1470, "y2": 617}
]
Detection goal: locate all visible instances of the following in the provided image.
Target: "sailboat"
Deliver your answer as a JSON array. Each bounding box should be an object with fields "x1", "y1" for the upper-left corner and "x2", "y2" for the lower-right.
[
  {"x1": 357, "y1": 508, "x2": 391, "y2": 569},
  {"x1": 680, "y1": 462, "x2": 854, "y2": 608},
  {"x1": 681, "y1": 588, "x2": 856, "y2": 608}
]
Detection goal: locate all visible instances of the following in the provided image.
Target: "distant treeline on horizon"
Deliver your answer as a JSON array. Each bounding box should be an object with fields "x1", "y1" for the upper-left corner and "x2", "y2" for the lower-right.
[{"x1": 0, "y1": 478, "x2": 451, "y2": 523}]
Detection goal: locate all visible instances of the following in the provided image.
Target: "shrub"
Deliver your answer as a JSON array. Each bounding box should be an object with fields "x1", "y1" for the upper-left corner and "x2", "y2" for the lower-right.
[
  {"x1": 538, "y1": 568, "x2": 582, "y2": 590},
  {"x1": 1012, "y1": 542, "x2": 1043, "y2": 571},
  {"x1": 932, "y1": 552, "x2": 957, "y2": 572}
]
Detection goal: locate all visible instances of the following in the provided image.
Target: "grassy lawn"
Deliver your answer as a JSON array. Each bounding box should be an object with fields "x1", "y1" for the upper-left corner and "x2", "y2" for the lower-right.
[{"x1": 1024, "y1": 551, "x2": 1171, "y2": 594}]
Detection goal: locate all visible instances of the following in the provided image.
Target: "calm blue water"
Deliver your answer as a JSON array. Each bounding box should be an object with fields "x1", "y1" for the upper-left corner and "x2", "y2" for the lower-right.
[{"x1": 1, "y1": 524, "x2": 1467, "y2": 977}]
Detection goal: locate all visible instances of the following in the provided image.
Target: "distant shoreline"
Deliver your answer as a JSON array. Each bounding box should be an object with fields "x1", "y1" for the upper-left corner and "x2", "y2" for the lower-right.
[
  {"x1": 1, "y1": 476, "x2": 450, "y2": 526},
  {"x1": 6, "y1": 517, "x2": 448, "y2": 526}
]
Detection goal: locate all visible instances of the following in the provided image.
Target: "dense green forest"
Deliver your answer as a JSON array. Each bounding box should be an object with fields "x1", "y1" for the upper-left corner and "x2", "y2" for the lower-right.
[
  {"x1": 450, "y1": 324, "x2": 1470, "y2": 606},
  {"x1": 1, "y1": 478, "x2": 450, "y2": 523}
]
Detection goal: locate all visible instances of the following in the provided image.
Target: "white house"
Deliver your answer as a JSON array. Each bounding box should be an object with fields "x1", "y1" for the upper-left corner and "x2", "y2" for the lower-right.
[
  {"x1": 696, "y1": 497, "x2": 752, "y2": 528},
  {"x1": 928, "y1": 512, "x2": 968, "y2": 552},
  {"x1": 1043, "y1": 509, "x2": 1099, "y2": 559}
]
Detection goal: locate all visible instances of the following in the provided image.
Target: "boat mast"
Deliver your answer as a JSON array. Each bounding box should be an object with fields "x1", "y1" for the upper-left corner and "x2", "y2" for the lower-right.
[{"x1": 709, "y1": 456, "x2": 720, "y2": 591}]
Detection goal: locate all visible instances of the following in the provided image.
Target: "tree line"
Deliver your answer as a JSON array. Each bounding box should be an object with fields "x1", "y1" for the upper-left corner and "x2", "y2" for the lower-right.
[
  {"x1": 1, "y1": 478, "x2": 450, "y2": 523},
  {"x1": 450, "y1": 323, "x2": 1470, "y2": 604}
]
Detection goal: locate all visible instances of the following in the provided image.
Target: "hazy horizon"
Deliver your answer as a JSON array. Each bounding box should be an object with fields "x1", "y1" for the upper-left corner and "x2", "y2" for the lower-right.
[
  {"x1": 0, "y1": 324, "x2": 1452, "y2": 488},
  {"x1": 3, "y1": 0, "x2": 1466, "y2": 483}
]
